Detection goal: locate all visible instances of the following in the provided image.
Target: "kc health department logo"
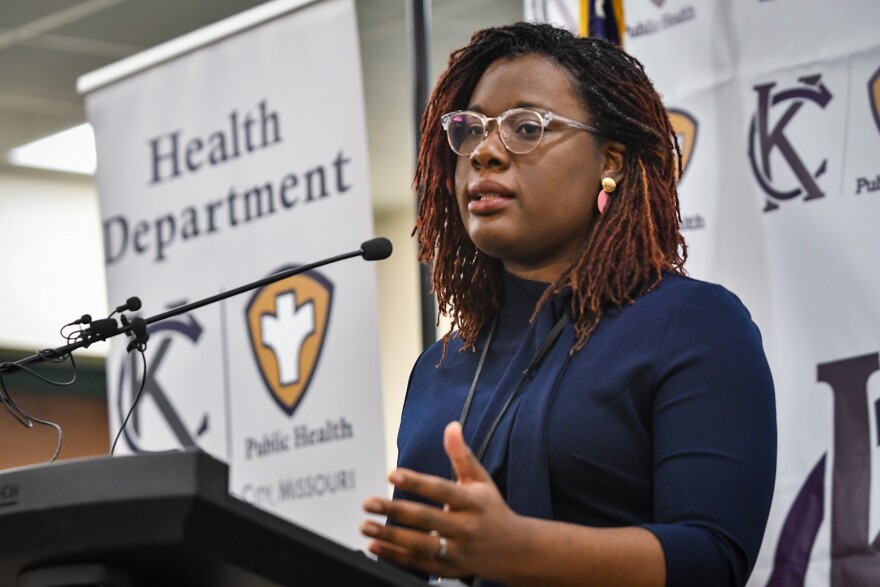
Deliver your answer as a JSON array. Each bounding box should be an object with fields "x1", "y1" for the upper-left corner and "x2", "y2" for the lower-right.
[
  {"x1": 749, "y1": 74, "x2": 833, "y2": 212},
  {"x1": 247, "y1": 268, "x2": 333, "y2": 416}
]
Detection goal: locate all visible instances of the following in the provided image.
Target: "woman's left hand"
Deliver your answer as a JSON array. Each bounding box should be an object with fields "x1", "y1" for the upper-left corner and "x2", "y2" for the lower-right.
[{"x1": 360, "y1": 421, "x2": 529, "y2": 580}]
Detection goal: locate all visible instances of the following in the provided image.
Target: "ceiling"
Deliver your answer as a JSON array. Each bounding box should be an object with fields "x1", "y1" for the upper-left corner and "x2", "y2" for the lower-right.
[{"x1": 0, "y1": 0, "x2": 523, "y2": 213}]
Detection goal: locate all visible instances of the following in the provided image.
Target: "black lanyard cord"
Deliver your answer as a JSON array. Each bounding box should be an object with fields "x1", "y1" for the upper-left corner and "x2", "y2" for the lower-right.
[
  {"x1": 457, "y1": 314, "x2": 499, "y2": 429},
  {"x1": 456, "y1": 311, "x2": 571, "y2": 468}
]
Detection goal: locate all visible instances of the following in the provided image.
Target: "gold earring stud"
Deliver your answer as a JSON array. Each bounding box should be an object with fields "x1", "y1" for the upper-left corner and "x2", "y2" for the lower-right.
[{"x1": 601, "y1": 177, "x2": 617, "y2": 193}]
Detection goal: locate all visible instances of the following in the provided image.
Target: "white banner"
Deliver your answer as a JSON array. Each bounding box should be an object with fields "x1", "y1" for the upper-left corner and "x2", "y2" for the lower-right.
[
  {"x1": 529, "y1": 1, "x2": 880, "y2": 585},
  {"x1": 81, "y1": 0, "x2": 386, "y2": 549}
]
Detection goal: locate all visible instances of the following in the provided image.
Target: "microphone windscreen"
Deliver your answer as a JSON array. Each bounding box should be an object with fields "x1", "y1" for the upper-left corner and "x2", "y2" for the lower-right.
[
  {"x1": 360, "y1": 237, "x2": 393, "y2": 261},
  {"x1": 115, "y1": 296, "x2": 142, "y2": 313}
]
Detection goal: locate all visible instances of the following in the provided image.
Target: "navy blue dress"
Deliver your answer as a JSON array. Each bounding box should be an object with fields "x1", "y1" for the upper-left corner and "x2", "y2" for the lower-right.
[{"x1": 394, "y1": 272, "x2": 776, "y2": 587}]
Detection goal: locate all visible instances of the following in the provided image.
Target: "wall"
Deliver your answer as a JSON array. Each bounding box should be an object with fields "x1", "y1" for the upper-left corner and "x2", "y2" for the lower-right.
[{"x1": 0, "y1": 167, "x2": 107, "y2": 353}]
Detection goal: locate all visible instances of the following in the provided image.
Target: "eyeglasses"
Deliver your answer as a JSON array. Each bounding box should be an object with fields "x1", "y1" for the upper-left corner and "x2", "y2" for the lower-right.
[{"x1": 440, "y1": 108, "x2": 599, "y2": 156}]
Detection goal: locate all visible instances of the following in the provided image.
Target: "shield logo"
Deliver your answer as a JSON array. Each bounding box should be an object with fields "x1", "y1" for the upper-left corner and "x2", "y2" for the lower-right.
[
  {"x1": 246, "y1": 268, "x2": 333, "y2": 416},
  {"x1": 668, "y1": 109, "x2": 698, "y2": 180},
  {"x1": 869, "y1": 65, "x2": 880, "y2": 134}
]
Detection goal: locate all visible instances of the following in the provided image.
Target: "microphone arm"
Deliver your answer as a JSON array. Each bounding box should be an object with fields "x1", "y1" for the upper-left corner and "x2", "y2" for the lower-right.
[{"x1": 0, "y1": 238, "x2": 392, "y2": 375}]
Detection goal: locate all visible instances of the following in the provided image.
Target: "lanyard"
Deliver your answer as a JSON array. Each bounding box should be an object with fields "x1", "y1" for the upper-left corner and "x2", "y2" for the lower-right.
[{"x1": 457, "y1": 310, "x2": 570, "y2": 465}]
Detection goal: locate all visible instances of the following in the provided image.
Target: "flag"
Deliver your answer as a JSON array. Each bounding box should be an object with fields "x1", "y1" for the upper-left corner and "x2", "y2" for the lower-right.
[{"x1": 583, "y1": 0, "x2": 625, "y2": 44}]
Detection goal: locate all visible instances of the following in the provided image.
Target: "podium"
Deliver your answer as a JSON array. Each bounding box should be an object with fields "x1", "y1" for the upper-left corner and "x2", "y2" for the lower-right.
[{"x1": 0, "y1": 449, "x2": 426, "y2": 586}]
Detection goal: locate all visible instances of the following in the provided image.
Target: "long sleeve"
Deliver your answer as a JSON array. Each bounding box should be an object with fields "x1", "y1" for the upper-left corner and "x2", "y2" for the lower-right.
[{"x1": 641, "y1": 282, "x2": 777, "y2": 586}]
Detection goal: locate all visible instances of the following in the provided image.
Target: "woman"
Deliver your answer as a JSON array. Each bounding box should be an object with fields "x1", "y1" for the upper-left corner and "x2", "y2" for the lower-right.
[{"x1": 361, "y1": 22, "x2": 776, "y2": 587}]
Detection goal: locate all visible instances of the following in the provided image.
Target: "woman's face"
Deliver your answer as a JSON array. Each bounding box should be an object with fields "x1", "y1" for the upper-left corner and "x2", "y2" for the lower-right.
[{"x1": 453, "y1": 53, "x2": 621, "y2": 283}]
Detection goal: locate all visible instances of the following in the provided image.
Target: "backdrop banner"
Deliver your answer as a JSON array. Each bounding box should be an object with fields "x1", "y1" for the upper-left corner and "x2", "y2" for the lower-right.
[
  {"x1": 80, "y1": 0, "x2": 386, "y2": 549},
  {"x1": 527, "y1": 0, "x2": 880, "y2": 585}
]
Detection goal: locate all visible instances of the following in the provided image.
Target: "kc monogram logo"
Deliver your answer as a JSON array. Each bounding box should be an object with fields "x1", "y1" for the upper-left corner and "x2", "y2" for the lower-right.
[
  {"x1": 748, "y1": 74, "x2": 833, "y2": 212},
  {"x1": 116, "y1": 312, "x2": 210, "y2": 453},
  {"x1": 246, "y1": 268, "x2": 333, "y2": 416}
]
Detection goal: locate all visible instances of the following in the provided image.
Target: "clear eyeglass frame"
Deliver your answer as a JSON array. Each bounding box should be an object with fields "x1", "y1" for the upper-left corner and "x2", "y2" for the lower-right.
[{"x1": 440, "y1": 107, "x2": 600, "y2": 156}]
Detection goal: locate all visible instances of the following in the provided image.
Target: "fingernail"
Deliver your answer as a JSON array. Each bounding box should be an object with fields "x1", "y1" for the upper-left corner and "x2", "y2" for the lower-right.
[
  {"x1": 389, "y1": 470, "x2": 405, "y2": 484},
  {"x1": 364, "y1": 499, "x2": 382, "y2": 513},
  {"x1": 361, "y1": 522, "x2": 378, "y2": 537}
]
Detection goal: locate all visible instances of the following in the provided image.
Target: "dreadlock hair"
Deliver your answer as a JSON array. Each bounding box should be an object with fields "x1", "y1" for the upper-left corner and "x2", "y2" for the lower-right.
[{"x1": 414, "y1": 21, "x2": 687, "y2": 355}]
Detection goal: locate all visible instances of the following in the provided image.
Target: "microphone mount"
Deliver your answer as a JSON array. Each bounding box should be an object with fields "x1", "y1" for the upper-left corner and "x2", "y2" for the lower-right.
[{"x1": 0, "y1": 238, "x2": 392, "y2": 375}]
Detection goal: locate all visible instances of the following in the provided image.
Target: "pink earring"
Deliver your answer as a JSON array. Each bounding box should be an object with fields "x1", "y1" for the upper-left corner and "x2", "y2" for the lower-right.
[{"x1": 598, "y1": 177, "x2": 617, "y2": 214}]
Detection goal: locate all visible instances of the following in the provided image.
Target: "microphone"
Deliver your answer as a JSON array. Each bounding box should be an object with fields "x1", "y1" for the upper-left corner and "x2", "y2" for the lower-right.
[
  {"x1": 360, "y1": 237, "x2": 392, "y2": 261},
  {"x1": 114, "y1": 297, "x2": 142, "y2": 314},
  {"x1": 72, "y1": 314, "x2": 92, "y2": 325},
  {"x1": 143, "y1": 238, "x2": 394, "y2": 328}
]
